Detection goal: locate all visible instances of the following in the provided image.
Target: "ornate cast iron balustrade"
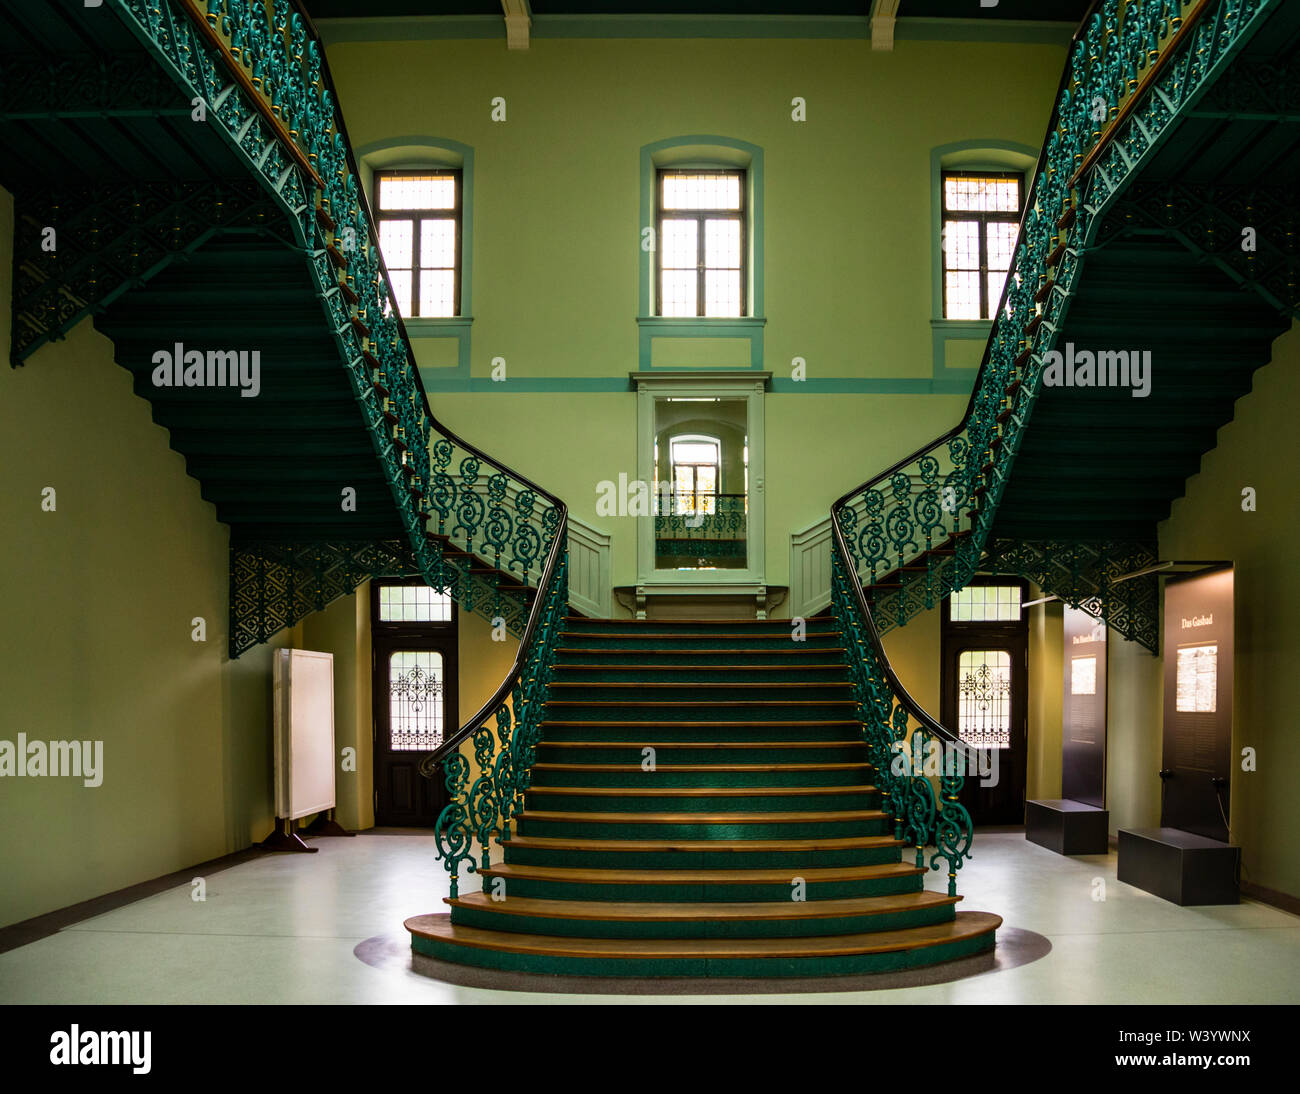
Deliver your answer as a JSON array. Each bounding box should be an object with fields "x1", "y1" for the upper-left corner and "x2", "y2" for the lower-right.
[
  {"x1": 102, "y1": 0, "x2": 566, "y2": 650},
  {"x1": 654, "y1": 494, "x2": 748, "y2": 543},
  {"x1": 831, "y1": 542, "x2": 973, "y2": 897},
  {"x1": 828, "y1": 0, "x2": 1277, "y2": 897},
  {"x1": 425, "y1": 548, "x2": 569, "y2": 899},
  {"x1": 834, "y1": 0, "x2": 1271, "y2": 639}
]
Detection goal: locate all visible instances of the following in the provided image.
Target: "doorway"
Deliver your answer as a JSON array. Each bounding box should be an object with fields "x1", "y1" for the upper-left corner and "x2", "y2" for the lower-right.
[
  {"x1": 940, "y1": 579, "x2": 1029, "y2": 825},
  {"x1": 371, "y1": 580, "x2": 459, "y2": 826}
]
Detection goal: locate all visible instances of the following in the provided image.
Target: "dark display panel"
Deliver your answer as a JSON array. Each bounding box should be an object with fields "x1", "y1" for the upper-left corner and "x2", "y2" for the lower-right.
[
  {"x1": 1161, "y1": 569, "x2": 1234, "y2": 841},
  {"x1": 1062, "y1": 606, "x2": 1107, "y2": 807}
]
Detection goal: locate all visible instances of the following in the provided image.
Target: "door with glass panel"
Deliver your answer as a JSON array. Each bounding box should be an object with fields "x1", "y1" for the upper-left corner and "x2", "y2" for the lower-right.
[
  {"x1": 940, "y1": 580, "x2": 1029, "y2": 825},
  {"x1": 371, "y1": 580, "x2": 458, "y2": 827}
]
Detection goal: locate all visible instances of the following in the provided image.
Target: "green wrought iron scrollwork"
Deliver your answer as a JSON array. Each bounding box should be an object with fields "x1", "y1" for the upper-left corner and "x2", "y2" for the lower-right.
[
  {"x1": 824, "y1": 0, "x2": 1277, "y2": 898},
  {"x1": 102, "y1": 0, "x2": 567, "y2": 656},
  {"x1": 834, "y1": 0, "x2": 1273, "y2": 630},
  {"x1": 830, "y1": 544, "x2": 974, "y2": 896},
  {"x1": 228, "y1": 538, "x2": 534, "y2": 658},
  {"x1": 430, "y1": 548, "x2": 569, "y2": 899}
]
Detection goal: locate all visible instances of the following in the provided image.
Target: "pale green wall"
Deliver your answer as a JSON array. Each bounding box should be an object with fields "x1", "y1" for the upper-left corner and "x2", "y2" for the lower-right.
[
  {"x1": 1158, "y1": 321, "x2": 1300, "y2": 899},
  {"x1": 0, "y1": 189, "x2": 294, "y2": 926},
  {"x1": 1026, "y1": 597, "x2": 1063, "y2": 802},
  {"x1": 1105, "y1": 627, "x2": 1162, "y2": 837},
  {"x1": 324, "y1": 34, "x2": 1066, "y2": 589},
  {"x1": 300, "y1": 588, "x2": 373, "y2": 831}
]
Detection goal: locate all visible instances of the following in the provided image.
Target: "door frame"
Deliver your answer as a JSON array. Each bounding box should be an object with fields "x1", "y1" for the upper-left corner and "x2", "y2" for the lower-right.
[
  {"x1": 370, "y1": 579, "x2": 459, "y2": 827},
  {"x1": 939, "y1": 576, "x2": 1030, "y2": 825},
  {"x1": 632, "y1": 371, "x2": 769, "y2": 586}
]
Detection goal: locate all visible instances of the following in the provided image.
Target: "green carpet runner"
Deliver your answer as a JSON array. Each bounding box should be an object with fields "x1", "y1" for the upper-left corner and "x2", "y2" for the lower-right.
[{"x1": 407, "y1": 618, "x2": 1000, "y2": 978}]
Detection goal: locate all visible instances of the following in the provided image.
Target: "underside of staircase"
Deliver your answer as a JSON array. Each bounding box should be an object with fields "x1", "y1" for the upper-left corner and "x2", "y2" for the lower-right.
[{"x1": 407, "y1": 619, "x2": 1001, "y2": 978}]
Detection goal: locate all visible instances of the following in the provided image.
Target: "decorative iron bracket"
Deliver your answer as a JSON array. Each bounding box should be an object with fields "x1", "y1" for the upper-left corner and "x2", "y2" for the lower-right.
[
  {"x1": 0, "y1": 54, "x2": 193, "y2": 119},
  {"x1": 9, "y1": 181, "x2": 289, "y2": 367},
  {"x1": 229, "y1": 539, "x2": 531, "y2": 659},
  {"x1": 982, "y1": 538, "x2": 1160, "y2": 653},
  {"x1": 1097, "y1": 182, "x2": 1300, "y2": 317}
]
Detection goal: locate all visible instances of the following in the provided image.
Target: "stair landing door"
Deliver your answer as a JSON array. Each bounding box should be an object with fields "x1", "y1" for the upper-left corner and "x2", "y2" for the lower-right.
[
  {"x1": 940, "y1": 580, "x2": 1029, "y2": 825},
  {"x1": 371, "y1": 580, "x2": 459, "y2": 827}
]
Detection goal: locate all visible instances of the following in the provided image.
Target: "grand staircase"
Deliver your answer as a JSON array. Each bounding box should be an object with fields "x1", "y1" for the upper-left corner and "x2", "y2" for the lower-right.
[
  {"x1": 406, "y1": 619, "x2": 1000, "y2": 977},
  {"x1": 6, "y1": 0, "x2": 1296, "y2": 984}
]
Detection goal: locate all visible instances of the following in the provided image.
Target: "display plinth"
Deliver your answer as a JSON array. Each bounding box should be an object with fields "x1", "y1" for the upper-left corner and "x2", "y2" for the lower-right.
[
  {"x1": 1026, "y1": 799, "x2": 1109, "y2": 855},
  {"x1": 1117, "y1": 827, "x2": 1240, "y2": 905}
]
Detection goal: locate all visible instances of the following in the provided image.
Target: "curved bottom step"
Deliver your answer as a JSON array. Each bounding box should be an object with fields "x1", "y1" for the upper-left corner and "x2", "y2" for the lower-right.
[{"x1": 405, "y1": 910, "x2": 1001, "y2": 978}]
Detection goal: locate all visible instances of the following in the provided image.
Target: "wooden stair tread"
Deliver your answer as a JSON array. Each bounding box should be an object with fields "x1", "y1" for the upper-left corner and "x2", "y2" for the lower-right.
[
  {"x1": 406, "y1": 911, "x2": 1002, "y2": 958},
  {"x1": 518, "y1": 809, "x2": 886, "y2": 823},
  {"x1": 548, "y1": 682, "x2": 851, "y2": 689},
  {"x1": 544, "y1": 699, "x2": 856, "y2": 707},
  {"x1": 554, "y1": 664, "x2": 847, "y2": 671},
  {"x1": 479, "y1": 861, "x2": 919, "y2": 883},
  {"x1": 555, "y1": 648, "x2": 847, "y2": 655},
  {"x1": 542, "y1": 721, "x2": 860, "y2": 728},
  {"x1": 446, "y1": 890, "x2": 959, "y2": 921},
  {"x1": 539, "y1": 741, "x2": 868, "y2": 750},
  {"x1": 531, "y1": 763, "x2": 869, "y2": 772},
  {"x1": 501, "y1": 834, "x2": 904, "y2": 852},
  {"x1": 566, "y1": 618, "x2": 834, "y2": 626},
  {"x1": 561, "y1": 631, "x2": 842, "y2": 639},
  {"x1": 527, "y1": 785, "x2": 877, "y2": 797}
]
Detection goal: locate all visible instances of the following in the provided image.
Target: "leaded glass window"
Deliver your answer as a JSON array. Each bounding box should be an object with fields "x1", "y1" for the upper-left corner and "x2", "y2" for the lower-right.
[
  {"x1": 378, "y1": 584, "x2": 452, "y2": 623},
  {"x1": 949, "y1": 584, "x2": 1022, "y2": 622},
  {"x1": 657, "y1": 170, "x2": 746, "y2": 317},
  {"x1": 957, "y1": 650, "x2": 1012, "y2": 749},
  {"x1": 375, "y1": 170, "x2": 461, "y2": 318},
  {"x1": 388, "y1": 650, "x2": 445, "y2": 750},
  {"x1": 942, "y1": 171, "x2": 1023, "y2": 320}
]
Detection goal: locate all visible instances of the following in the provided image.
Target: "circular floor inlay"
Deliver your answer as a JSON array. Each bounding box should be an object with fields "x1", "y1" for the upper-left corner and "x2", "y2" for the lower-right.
[{"x1": 354, "y1": 926, "x2": 1051, "y2": 996}]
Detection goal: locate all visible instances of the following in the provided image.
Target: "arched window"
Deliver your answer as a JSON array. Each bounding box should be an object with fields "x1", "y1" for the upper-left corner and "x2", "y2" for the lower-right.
[{"x1": 668, "y1": 433, "x2": 721, "y2": 514}]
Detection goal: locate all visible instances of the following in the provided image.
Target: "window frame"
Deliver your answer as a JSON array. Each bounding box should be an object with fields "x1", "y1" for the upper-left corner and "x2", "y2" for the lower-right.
[
  {"x1": 655, "y1": 168, "x2": 748, "y2": 318},
  {"x1": 370, "y1": 576, "x2": 458, "y2": 637},
  {"x1": 940, "y1": 169, "x2": 1024, "y2": 322},
  {"x1": 373, "y1": 168, "x2": 464, "y2": 319}
]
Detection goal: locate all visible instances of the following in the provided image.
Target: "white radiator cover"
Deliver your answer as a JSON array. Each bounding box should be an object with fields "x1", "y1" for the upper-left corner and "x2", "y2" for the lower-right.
[{"x1": 272, "y1": 649, "x2": 336, "y2": 820}]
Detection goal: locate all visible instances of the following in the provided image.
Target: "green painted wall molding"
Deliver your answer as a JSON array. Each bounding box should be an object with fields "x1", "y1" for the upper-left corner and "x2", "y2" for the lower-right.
[{"x1": 316, "y1": 13, "x2": 1076, "y2": 46}]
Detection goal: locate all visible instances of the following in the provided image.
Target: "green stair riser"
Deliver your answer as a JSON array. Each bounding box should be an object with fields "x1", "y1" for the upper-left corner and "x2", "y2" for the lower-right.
[
  {"x1": 527, "y1": 768, "x2": 872, "y2": 788},
  {"x1": 561, "y1": 623, "x2": 838, "y2": 636},
  {"x1": 516, "y1": 817, "x2": 889, "y2": 840},
  {"x1": 556, "y1": 650, "x2": 841, "y2": 666},
  {"x1": 524, "y1": 790, "x2": 880, "y2": 812},
  {"x1": 553, "y1": 667, "x2": 849, "y2": 683},
  {"x1": 479, "y1": 875, "x2": 921, "y2": 903},
  {"x1": 541, "y1": 724, "x2": 862, "y2": 743},
  {"x1": 447, "y1": 903, "x2": 956, "y2": 940},
  {"x1": 558, "y1": 636, "x2": 843, "y2": 651},
  {"x1": 543, "y1": 703, "x2": 857, "y2": 722},
  {"x1": 549, "y1": 684, "x2": 852, "y2": 702},
  {"x1": 534, "y1": 744, "x2": 870, "y2": 765},
  {"x1": 501, "y1": 845, "x2": 904, "y2": 871},
  {"x1": 411, "y1": 929, "x2": 995, "y2": 978}
]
